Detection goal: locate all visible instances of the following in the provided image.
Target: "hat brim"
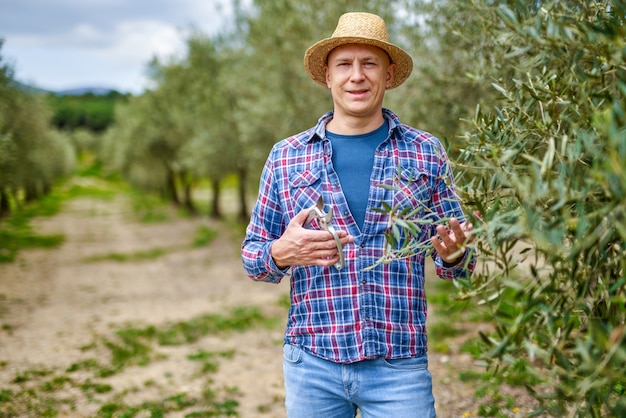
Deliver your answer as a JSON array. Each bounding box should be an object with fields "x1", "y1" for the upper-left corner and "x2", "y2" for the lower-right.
[{"x1": 304, "y1": 36, "x2": 413, "y2": 89}]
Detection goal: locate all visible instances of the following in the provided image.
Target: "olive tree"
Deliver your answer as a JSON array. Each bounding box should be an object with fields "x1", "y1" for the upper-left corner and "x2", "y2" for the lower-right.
[
  {"x1": 0, "y1": 41, "x2": 75, "y2": 215},
  {"x1": 384, "y1": 0, "x2": 625, "y2": 415}
]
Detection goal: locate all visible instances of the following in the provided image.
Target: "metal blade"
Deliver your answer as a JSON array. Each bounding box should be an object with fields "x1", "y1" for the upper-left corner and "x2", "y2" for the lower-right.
[{"x1": 316, "y1": 195, "x2": 324, "y2": 211}]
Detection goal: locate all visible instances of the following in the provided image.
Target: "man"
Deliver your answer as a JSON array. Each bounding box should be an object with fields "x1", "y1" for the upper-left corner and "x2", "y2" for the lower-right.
[{"x1": 242, "y1": 12, "x2": 475, "y2": 418}]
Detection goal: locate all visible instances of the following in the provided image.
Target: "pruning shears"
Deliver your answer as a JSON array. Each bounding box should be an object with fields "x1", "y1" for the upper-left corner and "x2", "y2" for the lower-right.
[{"x1": 304, "y1": 196, "x2": 344, "y2": 270}]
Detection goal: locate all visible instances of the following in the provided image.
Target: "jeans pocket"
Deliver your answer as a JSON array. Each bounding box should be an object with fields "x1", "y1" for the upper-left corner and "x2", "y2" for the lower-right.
[
  {"x1": 382, "y1": 355, "x2": 428, "y2": 370},
  {"x1": 283, "y1": 343, "x2": 303, "y2": 365}
]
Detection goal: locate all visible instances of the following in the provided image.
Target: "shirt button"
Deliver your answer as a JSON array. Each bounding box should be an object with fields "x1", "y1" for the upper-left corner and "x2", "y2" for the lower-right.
[
  {"x1": 360, "y1": 242, "x2": 365, "y2": 248},
  {"x1": 343, "y1": 210, "x2": 349, "y2": 216},
  {"x1": 362, "y1": 280, "x2": 367, "y2": 285}
]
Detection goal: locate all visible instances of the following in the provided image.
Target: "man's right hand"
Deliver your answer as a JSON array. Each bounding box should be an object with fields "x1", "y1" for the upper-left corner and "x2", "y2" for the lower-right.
[{"x1": 271, "y1": 208, "x2": 354, "y2": 269}]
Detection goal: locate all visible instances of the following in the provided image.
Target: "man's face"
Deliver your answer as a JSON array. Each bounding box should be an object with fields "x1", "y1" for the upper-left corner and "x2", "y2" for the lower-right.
[{"x1": 325, "y1": 43, "x2": 396, "y2": 122}]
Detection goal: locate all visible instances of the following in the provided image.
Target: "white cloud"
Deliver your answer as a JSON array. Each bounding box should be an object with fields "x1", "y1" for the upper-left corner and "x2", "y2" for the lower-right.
[
  {"x1": 0, "y1": 0, "x2": 235, "y2": 93},
  {"x1": 114, "y1": 20, "x2": 184, "y2": 61}
]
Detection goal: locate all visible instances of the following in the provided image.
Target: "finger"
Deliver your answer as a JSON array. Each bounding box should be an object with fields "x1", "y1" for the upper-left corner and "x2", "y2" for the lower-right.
[
  {"x1": 339, "y1": 236, "x2": 353, "y2": 246},
  {"x1": 430, "y1": 235, "x2": 446, "y2": 255},
  {"x1": 320, "y1": 247, "x2": 340, "y2": 259},
  {"x1": 320, "y1": 228, "x2": 353, "y2": 246},
  {"x1": 462, "y1": 221, "x2": 475, "y2": 244},
  {"x1": 336, "y1": 231, "x2": 354, "y2": 245},
  {"x1": 449, "y1": 218, "x2": 467, "y2": 244},
  {"x1": 293, "y1": 207, "x2": 312, "y2": 226},
  {"x1": 297, "y1": 239, "x2": 337, "y2": 263},
  {"x1": 316, "y1": 254, "x2": 340, "y2": 267},
  {"x1": 436, "y1": 224, "x2": 457, "y2": 249},
  {"x1": 299, "y1": 227, "x2": 333, "y2": 242}
]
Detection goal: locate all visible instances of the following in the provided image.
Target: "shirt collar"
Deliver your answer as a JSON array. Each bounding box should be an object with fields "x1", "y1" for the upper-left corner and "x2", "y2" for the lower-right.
[{"x1": 292, "y1": 108, "x2": 405, "y2": 149}]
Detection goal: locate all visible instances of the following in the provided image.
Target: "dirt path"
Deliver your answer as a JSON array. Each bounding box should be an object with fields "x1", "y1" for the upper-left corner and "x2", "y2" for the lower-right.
[{"x1": 0, "y1": 191, "x2": 530, "y2": 417}]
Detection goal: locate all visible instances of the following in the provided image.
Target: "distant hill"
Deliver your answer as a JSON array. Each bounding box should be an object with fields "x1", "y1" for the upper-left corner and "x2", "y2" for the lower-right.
[
  {"x1": 55, "y1": 86, "x2": 121, "y2": 96},
  {"x1": 13, "y1": 80, "x2": 125, "y2": 96},
  {"x1": 11, "y1": 79, "x2": 51, "y2": 95}
]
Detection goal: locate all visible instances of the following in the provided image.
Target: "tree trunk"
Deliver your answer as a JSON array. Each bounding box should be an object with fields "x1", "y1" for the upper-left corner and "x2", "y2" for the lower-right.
[
  {"x1": 183, "y1": 179, "x2": 197, "y2": 215},
  {"x1": 0, "y1": 188, "x2": 10, "y2": 217},
  {"x1": 42, "y1": 182, "x2": 51, "y2": 196},
  {"x1": 237, "y1": 167, "x2": 249, "y2": 222},
  {"x1": 165, "y1": 168, "x2": 180, "y2": 205},
  {"x1": 210, "y1": 178, "x2": 221, "y2": 219},
  {"x1": 24, "y1": 183, "x2": 38, "y2": 202}
]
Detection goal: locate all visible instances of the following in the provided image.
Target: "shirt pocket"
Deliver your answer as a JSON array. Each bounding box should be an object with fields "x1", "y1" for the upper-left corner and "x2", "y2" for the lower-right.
[
  {"x1": 289, "y1": 167, "x2": 323, "y2": 214},
  {"x1": 392, "y1": 165, "x2": 432, "y2": 218}
]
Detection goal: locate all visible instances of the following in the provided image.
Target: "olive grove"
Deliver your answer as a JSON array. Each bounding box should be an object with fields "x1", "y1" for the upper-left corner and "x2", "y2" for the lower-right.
[{"x1": 2, "y1": 1, "x2": 624, "y2": 415}]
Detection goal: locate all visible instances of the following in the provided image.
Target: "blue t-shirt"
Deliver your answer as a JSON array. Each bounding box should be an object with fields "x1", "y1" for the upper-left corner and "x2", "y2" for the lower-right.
[{"x1": 327, "y1": 120, "x2": 389, "y2": 230}]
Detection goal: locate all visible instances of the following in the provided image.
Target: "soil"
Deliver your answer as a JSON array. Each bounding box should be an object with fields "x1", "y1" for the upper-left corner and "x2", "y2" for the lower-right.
[{"x1": 0, "y1": 189, "x2": 535, "y2": 417}]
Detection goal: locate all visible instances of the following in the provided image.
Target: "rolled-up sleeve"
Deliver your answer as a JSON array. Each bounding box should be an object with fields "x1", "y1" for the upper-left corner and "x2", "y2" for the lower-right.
[
  {"x1": 241, "y1": 150, "x2": 289, "y2": 283},
  {"x1": 429, "y1": 145, "x2": 476, "y2": 281},
  {"x1": 434, "y1": 249, "x2": 475, "y2": 280}
]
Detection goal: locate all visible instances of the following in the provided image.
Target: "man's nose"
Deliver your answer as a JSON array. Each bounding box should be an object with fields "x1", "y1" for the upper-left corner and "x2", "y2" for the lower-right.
[{"x1": 349, "y1": 64, "x2": 365, "y2": 81}]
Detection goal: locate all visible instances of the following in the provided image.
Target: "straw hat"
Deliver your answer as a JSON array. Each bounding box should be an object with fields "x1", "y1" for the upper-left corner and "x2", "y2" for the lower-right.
[{"x1": 304, "y1": 12, "x2": 413, "y2": 89}]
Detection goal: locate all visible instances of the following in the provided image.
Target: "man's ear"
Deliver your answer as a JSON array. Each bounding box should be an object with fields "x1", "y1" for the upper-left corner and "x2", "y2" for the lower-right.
[
  {"x1": 325, "y1": 66, "x2": 332, "y2": 88},
  {"x1": 386, "y1": 63, "x2": 397, "y2": 89}
]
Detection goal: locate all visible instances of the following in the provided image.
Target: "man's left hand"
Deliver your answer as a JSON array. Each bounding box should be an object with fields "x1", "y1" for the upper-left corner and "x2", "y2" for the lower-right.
[{"x1": 431, "y1": 217, "x2": 475, "y2": 265}]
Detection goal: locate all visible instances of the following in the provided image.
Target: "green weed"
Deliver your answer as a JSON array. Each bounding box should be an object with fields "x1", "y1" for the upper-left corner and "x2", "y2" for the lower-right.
[
  {"x1": 459, "y1": 336, "x2": 487, "y2": 358},
  {"x1": 0, "y1": 306, "x2": 272, "y2": 417},
  {"x1": 13, "y1": 368, "x2": 53, "y2": 383},
  {"x1": 0, "y1": 169, "x2": 143, "y2": 264},
  {"x1": 154, "y1": 306, "x2": 267, "y2": 346},
  {"x1": 129, "y1": 190, "x2": 171, "y2": 223},
  {"x1": 39, "y1": 375, "x2": 73, "y2": 392},
  {"x1": 187, "y1": 349, "x2": 235, "y2": 373},
  {"x1": 0, "y1": 387, "x2": 59, "y2": 417},
  {"x1": 97, "y1": 391, "x2": 239, "y2": 418},
  {"x1": 0, "y1": 223, "x2": 64, "y2": 263},
  {"x1": 277, "y1": 293, "x2": 291, "y2": 310},
  {"x1": 192, "y1": 225, "x2": 218, "y2": 247},
  {"x1": 100, "y1": 306, "x2": 271, "y2": 372},
  {"x1": 63, "y1": 183, "x2": 118, "y2": 200},
  {"x1": 83, "y1": 224, "x2": 219, "y2": 263},
  {"x1": 84, "y1": 247, "x2": 172, "y2": 263},
  {"x1": 66, "y1": 358, "x2": 115, "y2": 378},
  {"x1": 104, "y1": 327, "x2": 155, "y2": 370},
  {"x1": 80, "y1": 380, "x2": 113, "y2": 395},
  {"x1": 429, "y1": 320, "x2": 466, "y2": 340},
  {"x1": 0, "y1": 388, "x2": 12, "y2": 402}
]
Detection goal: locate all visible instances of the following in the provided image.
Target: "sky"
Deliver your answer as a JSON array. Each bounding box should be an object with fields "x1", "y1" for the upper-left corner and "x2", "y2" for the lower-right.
[{"x1": 0, "y1": 0, "x2": 236, "y2": 93}]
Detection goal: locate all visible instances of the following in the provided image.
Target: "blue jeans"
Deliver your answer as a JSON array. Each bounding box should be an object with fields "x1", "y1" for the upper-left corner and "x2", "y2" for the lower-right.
[{"x1": 283, "y1": 344, "x2": 436, "y2": 418}]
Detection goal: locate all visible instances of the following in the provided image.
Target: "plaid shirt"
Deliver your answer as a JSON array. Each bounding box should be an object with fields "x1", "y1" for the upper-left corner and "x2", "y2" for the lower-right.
[{"x1": 242, "y1": 109, "x2": 475, "y2": 363}]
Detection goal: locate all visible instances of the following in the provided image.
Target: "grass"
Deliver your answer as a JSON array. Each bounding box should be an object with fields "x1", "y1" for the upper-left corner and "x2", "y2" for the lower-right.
[
  {"x1": 187, "y1": 349, "x2": 236, "y2": 374},
  {"x1": 0, "y1": 169, "x2": 219, "y2": 265},
  {"x1": 84, "y1": 247, "x2": 172, "y2": 263},
  {"x1": 192, "y1": 225, "x2": 219, "y2": 248},
  {"x1": 0, "y1": 170, "x2": 121, "y2": 263},
  {"x1": 129, "y1": 190, "x2": 172, "y2": 223},
  {"x1": 0, "y1": 161, "x2": 183, "y2": 263},
  {"x1": 106, "y1": 306, "x2": 269, "y2": 366},
  {"x1": 0, "y1": 304, "x2": 279, "y2": 417},
  {"x1": 83, "y1": 224, "x2": 218, "y2": 263},
  {"x1": 0, "y1": 163, "x2": 275, "y2": 416},
  {"x1": 0, "y1": 206, "x2": 65, "y2": 263},
  {"x1": 427, "y1": 278, "x2": 483, "y2": 352}
]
